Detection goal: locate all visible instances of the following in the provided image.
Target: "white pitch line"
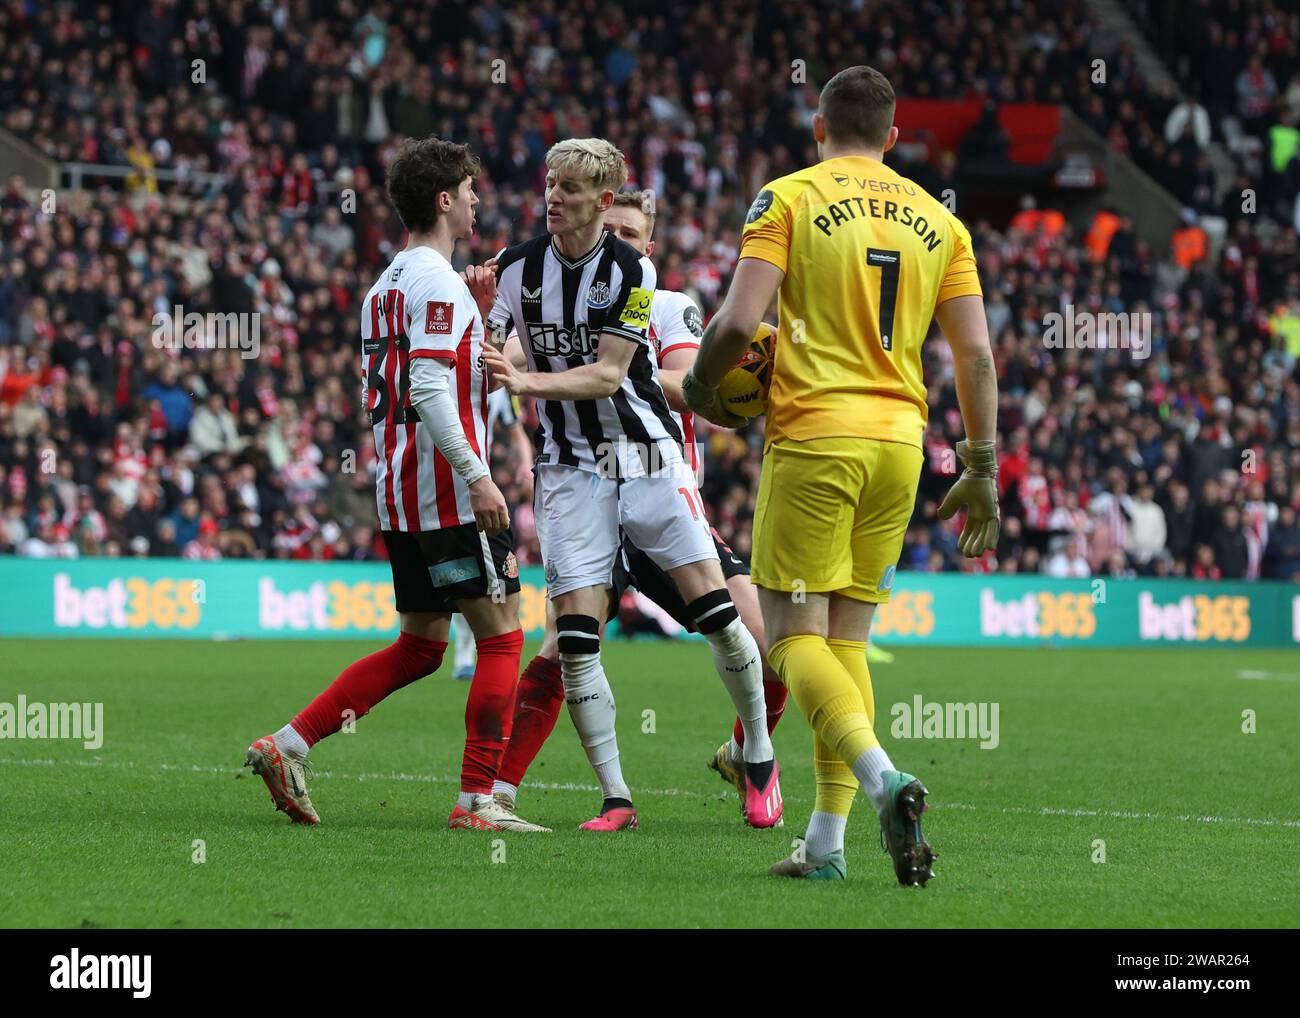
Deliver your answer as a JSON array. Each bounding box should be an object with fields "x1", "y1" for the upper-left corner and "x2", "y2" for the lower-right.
[
  {"x1": 0, "y1": 755, "x2": 701, "y2": 799},
  {"x1": 3, "y1": 756, "x2": 1299, "y2": 829},
  {"x1": 1237, "y1": 670, "x2": 1300, "y2": 682},
  {"x1": 942, "y1": 800, "x2": 1300, "y2": 829}
]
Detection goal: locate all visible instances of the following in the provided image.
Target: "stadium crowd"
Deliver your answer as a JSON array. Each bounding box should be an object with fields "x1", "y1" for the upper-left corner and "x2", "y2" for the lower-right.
[{"x1": 0, "y1": 0, "x2": 1297, "y2": 582}]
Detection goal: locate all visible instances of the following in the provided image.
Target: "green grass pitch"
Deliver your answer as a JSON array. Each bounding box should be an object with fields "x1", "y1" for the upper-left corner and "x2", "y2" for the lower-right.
[{"x1": 1, "y1": 638, "x2": 1296, "y2": 928}]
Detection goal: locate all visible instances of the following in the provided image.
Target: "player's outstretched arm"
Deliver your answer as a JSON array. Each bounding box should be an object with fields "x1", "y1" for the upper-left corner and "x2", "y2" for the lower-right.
[
  {"x1": 935, "y1": 294, "x2": 1000, "y2": 557},
  {"x1": 502, "y1": 332, "x2": 527, "y2": 369},
  {"x1": 480, "y1": 331, "x2": 528, "y2": 393},
  {"x1": 483, "y1": 331, "x2": 637, "y2": 400},
  {"x1": 684, "y1": 257, "x2": 784, "y2": 427},
  {"x1": 657, "y1": 346, "x2": 697, "y2": 413}
]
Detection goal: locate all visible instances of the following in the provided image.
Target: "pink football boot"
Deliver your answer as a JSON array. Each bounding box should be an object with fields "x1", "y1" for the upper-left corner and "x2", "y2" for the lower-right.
[
  {"x1": 579, "y1": 806, "x2": 639, "y2": 831},
  {"x1": 743, "y1": 758, "x2": 784, "y2": 828}
]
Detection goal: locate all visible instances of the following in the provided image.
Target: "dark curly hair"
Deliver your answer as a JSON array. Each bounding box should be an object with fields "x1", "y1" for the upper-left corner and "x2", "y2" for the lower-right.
[{"x1": 384, "y1": 136, "x2": 482, "y2": 233}]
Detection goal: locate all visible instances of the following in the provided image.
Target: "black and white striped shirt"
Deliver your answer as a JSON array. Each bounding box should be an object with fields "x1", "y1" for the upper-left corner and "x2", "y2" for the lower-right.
[{"x1": 488, "y1": 231, "x2": 684, "y2": 477}]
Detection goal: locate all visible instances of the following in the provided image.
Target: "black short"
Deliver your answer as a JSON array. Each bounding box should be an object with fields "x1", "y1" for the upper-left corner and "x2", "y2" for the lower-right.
[
  {"x1": 609, "y1": 529, "x2": 749, "y2": 630},
  {"x1": 710, "y1": 527, "x2": 750, "y2": 581},
  {"x1": 382, "y1": 526, "x2": 521, "y2": 614}
]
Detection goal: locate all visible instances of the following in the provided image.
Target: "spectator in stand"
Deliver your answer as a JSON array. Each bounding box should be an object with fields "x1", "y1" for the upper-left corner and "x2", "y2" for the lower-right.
[
  {"x1": 0, "y1": 0, "x2": 1295, "y2": 585},
  {"x1": 1171, "y1": 209, "x2": 1208, "y2": 270},
  {"x1": 1085, "y1": 208, "x2": 1123, "y2": 263},
  {"x1": 1237, "y1": 54, "x2": 1279, "y2": 138},
  {"x1": 1044, "y1": 535, "x2": 1091, "y2": 578},
  {"x1": 1164, "y1": 98, "x2": 1212, "y2": 149},
  {"x1": 1010, "y1": 195, "x2": 1066, "y2": 239},
  {"x1": 141, "y1": 363, "x2": 193, "y2": 447},
  {"x1": 169, "y1": 496, "x2": 201, "y2": 549},
  {"x1": 189, "y1": 393, "x2": 243, "y2": 457},
  {"x1": 1192, "y1": 544, "x2": 1222, "y2": 581},
  {"x1": 1213, "y1": 504, "x2": 1251, "y2": 580},
  {"x1": 1191, "y1": 478, "x2": 1225, "y2": 550},
  {"x1": 1124, "y1": 483, "x2": 1168, "y2": 570},
  {"x1": 1262, "y1": 505, "x2": 1300, "y2": 579},
  {"x1": 1158, "y1": 480, "x2": 1196, "y2": 564}
]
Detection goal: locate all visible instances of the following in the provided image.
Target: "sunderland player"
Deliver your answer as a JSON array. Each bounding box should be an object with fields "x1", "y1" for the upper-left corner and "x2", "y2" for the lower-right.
[
  {"x1": 485, "y1": 191, "x2": 788, "y2": 826},
  {"x1": 244, "y1": 137, "x2": 547, "y2": 833},
  {"x1": 449, "y1": 388, "x2": 533, "y2": 681},
  {"x1": 684, "y1": 67, "x2": 1000, "y2": 884},
  {"x1": 481, "y1": 139, "x2": 781, "y2": 831}
]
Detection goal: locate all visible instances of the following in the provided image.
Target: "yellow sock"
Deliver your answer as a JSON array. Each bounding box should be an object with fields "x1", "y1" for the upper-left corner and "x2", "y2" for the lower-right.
[
  {"x1": 812, "y1": 731, "x2": 858, "y2": 817},
  {"x1": 827, "y1": 639, "x2": 874, "y2": 728},
  {"x1": 769, "y1": 634, "x2": 880, "y2": 815}
]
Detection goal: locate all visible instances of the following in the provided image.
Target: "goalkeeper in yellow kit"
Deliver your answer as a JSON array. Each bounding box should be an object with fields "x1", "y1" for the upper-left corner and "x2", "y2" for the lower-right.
[{"x1": 684, "y1": 66, "x2": 1000, "y2": 886}]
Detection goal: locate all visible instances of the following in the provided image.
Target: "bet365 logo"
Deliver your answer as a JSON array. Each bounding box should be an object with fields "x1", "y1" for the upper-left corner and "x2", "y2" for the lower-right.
[
  {"x1": 53, "y1": 574, "x2": 203, "y2": 630},
  {"x1": 1138, "y1": 592, "x2": 1250, "y2": 642},
  {"x1": 258, "y1": 578, "x2": 396, "y2": 632},
  {"x1": 871, "y1": 590, "x2": 935, "y2": 637},
  {"x1": 979, "y1": 589, "x2": 1096, "y2": 639}
]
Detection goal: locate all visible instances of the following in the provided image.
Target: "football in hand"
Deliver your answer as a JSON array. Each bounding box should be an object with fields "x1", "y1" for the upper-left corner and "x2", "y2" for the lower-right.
[{"x1": 717, "y1": 321, "x2": 776, "y2": 419}]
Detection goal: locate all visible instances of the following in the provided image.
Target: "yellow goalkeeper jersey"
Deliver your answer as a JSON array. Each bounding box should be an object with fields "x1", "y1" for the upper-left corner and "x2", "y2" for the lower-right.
[{"x1": 739, "y1": 155, "x2": 982, "y2": 448}]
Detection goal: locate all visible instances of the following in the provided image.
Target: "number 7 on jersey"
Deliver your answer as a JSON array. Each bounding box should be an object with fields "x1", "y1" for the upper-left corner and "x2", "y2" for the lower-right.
[{"x1": 866, "y1": 248, "x2": 901, "y2": 352}]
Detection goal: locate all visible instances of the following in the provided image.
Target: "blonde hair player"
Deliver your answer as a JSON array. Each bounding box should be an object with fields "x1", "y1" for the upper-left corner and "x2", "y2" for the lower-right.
[
  {"x1": 481, "y1": 189, "x2": 790, "y2": 827},
  {"x1": 482, "y1": 139, "x2": 782, "y2": 831}
]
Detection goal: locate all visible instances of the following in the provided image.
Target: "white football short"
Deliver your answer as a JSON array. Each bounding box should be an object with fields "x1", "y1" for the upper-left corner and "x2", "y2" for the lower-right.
[{"x1": 534, "y1": 463, "x2": 718, "y2": 598}]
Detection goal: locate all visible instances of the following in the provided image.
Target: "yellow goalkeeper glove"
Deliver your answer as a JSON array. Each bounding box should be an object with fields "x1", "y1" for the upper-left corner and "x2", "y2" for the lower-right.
[
  {"x1": 682, "y1": 369, "x2": 746, "y2": 428},
  {"x1": 937, "y1": 439, "x2": 1001, "y2": 558}
]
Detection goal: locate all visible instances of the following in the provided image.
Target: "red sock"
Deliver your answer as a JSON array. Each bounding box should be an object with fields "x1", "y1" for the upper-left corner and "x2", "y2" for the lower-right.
[
  {"x1": 732, "y1": 672, "x2": 789, "y2": 747},
  {"x1": 495, "y1": 654, "x2": 564, "y2": 787},
  {"x1": 291, "y1": 632, "x2": 446, "y2": 747},
  {"x1": 460, "y1": 628, "x2": 525, "y2": 795}
]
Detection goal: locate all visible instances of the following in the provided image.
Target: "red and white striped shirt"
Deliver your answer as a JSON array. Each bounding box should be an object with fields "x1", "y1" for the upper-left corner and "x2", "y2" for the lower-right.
[
  {"x1": 647, "y1": 288, "x2": 704, "y2": 481},
  {"x1": 360, "y1": 247, "x2": 487, "y2": 532}
]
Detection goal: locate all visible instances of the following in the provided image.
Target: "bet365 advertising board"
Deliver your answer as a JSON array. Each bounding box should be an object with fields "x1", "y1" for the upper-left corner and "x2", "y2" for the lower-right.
[{"x1": 1, "y1": 558, "x2": 1296, "y2": 647}]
